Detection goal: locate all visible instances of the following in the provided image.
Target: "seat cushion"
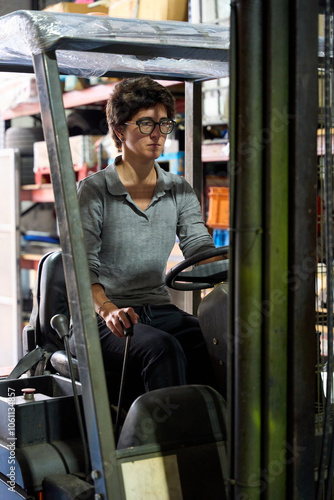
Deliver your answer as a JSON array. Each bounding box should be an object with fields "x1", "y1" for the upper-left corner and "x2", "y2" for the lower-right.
[{"x1": 50, "y1": 350, "x2": 80, "y2": 380}]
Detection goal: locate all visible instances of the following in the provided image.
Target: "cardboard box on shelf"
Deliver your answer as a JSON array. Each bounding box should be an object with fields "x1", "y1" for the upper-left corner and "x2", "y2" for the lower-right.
[
  {"x1": 108, "y1": 0, "x2": 188, "y2": 21},
  {"x1": 108, "y1": 0, "x2": 136, "y2": 18},
  {"x1": 44, "y1": 2, "x2": 109, "y2": 14},
  {"x1": 34, "y1": 135, "x2": 104, "y2": 183}
]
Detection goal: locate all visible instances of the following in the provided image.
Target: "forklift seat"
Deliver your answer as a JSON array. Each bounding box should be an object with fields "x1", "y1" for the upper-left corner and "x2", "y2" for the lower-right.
[
  {"x1": 23, "y1": 250, "x2": 80, "y2": 379},
  {"x1": 22, "y1": 250, "x2": 138, "y2": 406}
]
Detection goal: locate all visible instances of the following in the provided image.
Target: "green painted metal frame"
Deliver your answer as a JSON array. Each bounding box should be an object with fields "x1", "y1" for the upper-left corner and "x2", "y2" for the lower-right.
[
  {"x1": 262, "y1": 1, "x2": 289, "y2": 498},
  {"x1": 230, "y1": 1, "x2": 264, "y2": 497},
  {"x1": 229, "y1": 1, "x2": 318, "y2": 498}
]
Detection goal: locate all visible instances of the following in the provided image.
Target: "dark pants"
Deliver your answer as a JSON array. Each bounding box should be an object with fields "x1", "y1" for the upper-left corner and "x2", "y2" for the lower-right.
[{"x1": 71, "y1": 304, "x2": 216, "y2": 408}]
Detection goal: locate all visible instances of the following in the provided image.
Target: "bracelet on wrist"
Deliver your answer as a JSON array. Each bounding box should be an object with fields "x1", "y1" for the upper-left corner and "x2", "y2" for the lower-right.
[{"x1": 97, "y1": 300, "x2": 113, "y2": 314}]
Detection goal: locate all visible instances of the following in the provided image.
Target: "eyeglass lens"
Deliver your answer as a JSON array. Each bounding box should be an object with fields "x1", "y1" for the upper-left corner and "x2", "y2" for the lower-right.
[{"x1": 138, "y1": 119, "x2": 174, "y2": 134}]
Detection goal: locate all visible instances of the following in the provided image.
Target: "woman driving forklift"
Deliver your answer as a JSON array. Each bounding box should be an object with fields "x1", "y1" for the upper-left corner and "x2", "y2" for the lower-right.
[{"x1": 71, "y1": 76, "x2": 218, "y2": 406}]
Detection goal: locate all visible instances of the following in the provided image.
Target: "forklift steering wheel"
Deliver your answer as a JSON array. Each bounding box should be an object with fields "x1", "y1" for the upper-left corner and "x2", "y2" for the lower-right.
[{"x1": 165, "y1": 246, "x2": 229, "y2": 291}]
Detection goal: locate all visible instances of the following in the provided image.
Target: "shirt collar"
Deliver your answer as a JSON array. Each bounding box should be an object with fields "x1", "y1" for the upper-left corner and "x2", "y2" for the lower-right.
[{"x1": 105, "y1": 156, "x2": 176, "y2": 197}]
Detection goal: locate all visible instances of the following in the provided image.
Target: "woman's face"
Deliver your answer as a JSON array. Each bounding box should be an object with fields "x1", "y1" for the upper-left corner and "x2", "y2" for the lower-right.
[{"x1": 121, "y1": 104, "x2": 169, "y2": 161}]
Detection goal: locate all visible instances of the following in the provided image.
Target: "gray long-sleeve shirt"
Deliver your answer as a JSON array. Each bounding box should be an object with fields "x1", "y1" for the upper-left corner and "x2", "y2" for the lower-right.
[{"x1": 77, "y1": 157, "x2": 215, "y2": 307}]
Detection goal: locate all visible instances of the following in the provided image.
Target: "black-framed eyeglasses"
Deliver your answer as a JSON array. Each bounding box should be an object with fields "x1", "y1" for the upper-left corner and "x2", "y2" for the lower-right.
[{"x1": 124, "y1": 118, "x2": 175, "y2": 135}]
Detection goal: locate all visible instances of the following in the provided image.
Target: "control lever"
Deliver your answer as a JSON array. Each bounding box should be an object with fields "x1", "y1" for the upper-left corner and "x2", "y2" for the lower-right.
[
  {"x1": 50, "y1": 313, "x2": 69, "y2": 340},
  {"x1": 51, "y1": 314, "x2": 90, "y2": 477},
  {"x1": 114, "y1": 313, "x2": 134, "y2": 442}
]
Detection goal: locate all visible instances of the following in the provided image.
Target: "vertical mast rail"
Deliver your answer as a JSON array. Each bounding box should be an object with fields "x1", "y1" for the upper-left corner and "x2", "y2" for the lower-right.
[{"x1": 32, "y1": 50, "x2": 124, "y2": 500}]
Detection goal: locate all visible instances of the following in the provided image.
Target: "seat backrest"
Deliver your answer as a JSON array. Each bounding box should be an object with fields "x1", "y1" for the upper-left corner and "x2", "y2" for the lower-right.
[{"x1": 32, "y1": 250, "x2": 69, "y2": 352}]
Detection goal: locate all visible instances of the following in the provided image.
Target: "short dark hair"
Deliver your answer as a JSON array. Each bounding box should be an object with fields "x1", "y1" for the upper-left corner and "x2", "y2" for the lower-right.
[{"x1": 106, "y1": 76, "x2": 175, "y2": 149}]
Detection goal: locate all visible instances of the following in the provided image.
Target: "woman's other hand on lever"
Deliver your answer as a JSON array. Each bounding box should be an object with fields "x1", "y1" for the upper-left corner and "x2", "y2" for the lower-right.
[{"x1": 100, "y1": 304, "x2": 139, "y2": 337}]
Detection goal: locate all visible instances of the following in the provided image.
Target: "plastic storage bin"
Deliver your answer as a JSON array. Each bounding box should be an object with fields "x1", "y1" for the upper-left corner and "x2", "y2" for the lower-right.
[
  {"x1": 213, "y1": 228, "x2": 229, "y2": 246},
  {"x1": 207, "y1": 186, "x2": 229, "y2": 229}
]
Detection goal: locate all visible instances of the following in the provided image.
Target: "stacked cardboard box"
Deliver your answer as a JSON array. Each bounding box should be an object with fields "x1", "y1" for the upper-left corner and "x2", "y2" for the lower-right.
[
  {"x1": 33, "y1": 135, "x2": 103, "y2": 183},
  {"x1": 44, "y1": 2, "x2": 109, "y2": 14},
  {"x1": 44, "y1": 1, "x2": 187, "y2": 20},
  {"x1": 108, "y1": 0, "x2": 188, "y2": 21}
]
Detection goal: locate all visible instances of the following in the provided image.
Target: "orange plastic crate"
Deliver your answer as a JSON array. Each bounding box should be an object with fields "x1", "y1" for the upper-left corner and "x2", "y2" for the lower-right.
[{"x1": 207, "y1": 186, "x2": 229, "y2": 229}]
